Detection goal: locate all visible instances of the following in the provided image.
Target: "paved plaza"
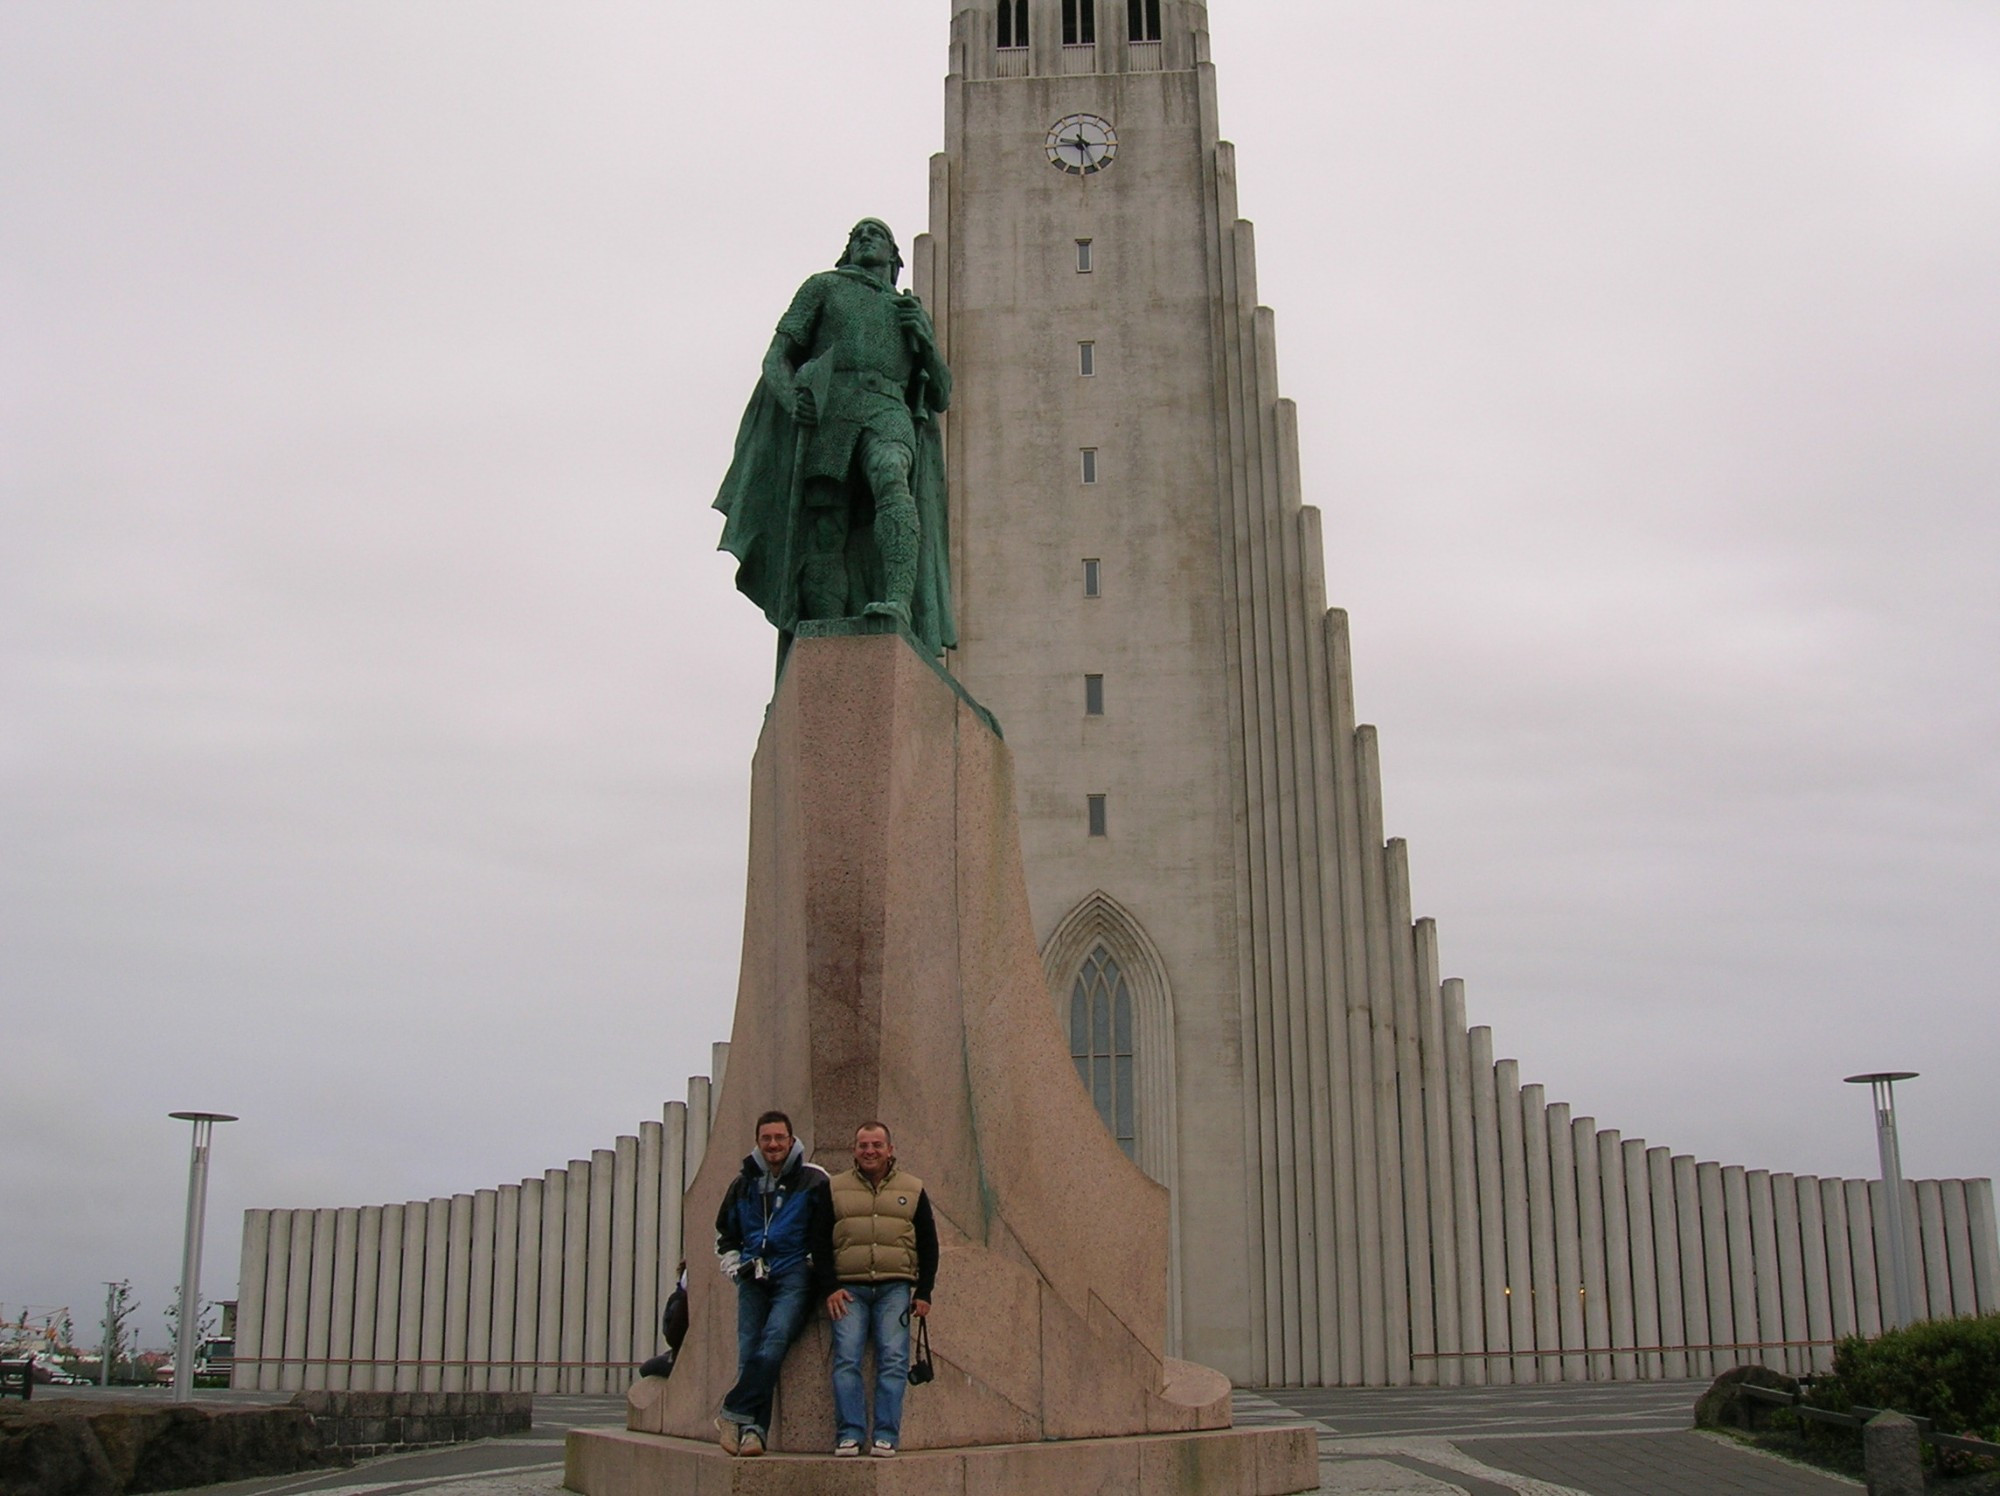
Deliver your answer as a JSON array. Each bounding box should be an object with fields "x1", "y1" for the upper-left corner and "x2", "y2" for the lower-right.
[{"x1": 115, "y1": 1378, "x2": 1864, "y2": 1495}]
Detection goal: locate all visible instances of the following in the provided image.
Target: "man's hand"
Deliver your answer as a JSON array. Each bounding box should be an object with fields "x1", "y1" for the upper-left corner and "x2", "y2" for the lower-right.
[
  {"x1": 792, "y1": 379, "x2": 819, "y2": 426},
  {"x1": 895, "y1": 294, "x2": 933, "y2": 348},
  {"x1": 912, "y1": 1299, "x2": 930, "y2": 1318},
  {"x1": 826, "y1": 1288, "x2": 853, "y2": 1321},
  {"x1": 718, "y1": 1250, "x2": 742, "y2": 1282}
]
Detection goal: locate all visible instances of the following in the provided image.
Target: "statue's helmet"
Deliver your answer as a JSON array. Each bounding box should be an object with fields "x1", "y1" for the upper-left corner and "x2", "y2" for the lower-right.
[{"x1": 836, "y1": 218, "x2": 905, "y2": 279}]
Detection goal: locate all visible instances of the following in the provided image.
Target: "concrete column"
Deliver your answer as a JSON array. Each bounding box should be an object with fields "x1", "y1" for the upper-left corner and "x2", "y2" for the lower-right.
[
  {"x1": 515, "y1": 1178, "x2": 545, "y2": 1394},
  {"x1": 711, "y1": 1043, "x2": 730, "y2": 1119},
  {"x1": 421, "y1": 1197, "x2": 451, "y2": 1392},
  {"x1": 1495, "y1": 1060, "x2": 1533, "y2": 1382},
  {"x1": 562, "y1": 1159, "x2": 591, "y2": 1394},
  {"x1": 258, "y1": 1209, "x2": 292, "y2": 1392},
  {"x1": 1796, "y1": 1177, "x2": 1834, "y2": 1375},
  {"x1": 1413, "y1": 919, "x2": 1457, "y2": 1387},
  {"x1": 537, "y1": 1169, "x2": 566, "y2": 1395},
  {"x1": 610, "y1": 1136, "x2": 638, "y2": 1385},
  {"x1": 1571, "y1": 1118, "x2": 1610, "y2": 1381},
  {"x1": 303, "y1": 1208, "x2": 335, "y2": 1391},
  {"x1": 1965, "y1": 1179, "x2": 2000, "y2": 1313},
  {"x1": 282, "y1": 1209, "x2": 315, "y2": 1392},
  {"x1": 490, "y1": 1185, "x2": 520, "y2": 1393},
  {"x1": 351, "y1": 1206, "x2": 381, "y2": 1391},
  {"x1": 1868, "y1": 1181, "x2": 1902, "y2": 1328},
  {"x1": 1698, "y1": 1162, "x2": 1735, "y2": 1361},
  {"x1": 1916, "y1": 1179, "x2": 1952, "y2": 1318},
  {"x1": 232, "y1": 1210, "x2": 270, "y2": 1391},
  {"x1": 1722, "y1": 1167, "x2": 1758, "y2": 1363},
  {"x1": 396, "y1": 1200, "x2": 426, "y2": 1392},
  {"x1": 586, "y1": 1147, "x2": 616, "y2": 1393},
  {"x1": 1646, "y1": 1147, "x2": 1684, "y2": 1381},
  {"x1": 327, "y1": 1207, "x2": 359, "y2": 1392},
  {"x1": 373, "y1": 1203, "x2": 404, "y2": 1393},
  {"x1": 1519, "y1": 1085, "x2": 1559, "y2": 1382},
  {"x1": 1746, "y1": 1171, "x2": 1783, "y2": 1370},
  {"x1": 635, "y1": 1123, "x2": 663, "y2": 1366},
  {"x1": 442, "y1": 1194, "x2": 473, "y2": 1392},
  {"x1": 1546, "y1": 1102, "x2": 1584, "y2": 1382},
  {"x1": 468, "y1": 1189, "x2": 497, "y2": 1393},
  {"x1": 1598, "y1": 1130, "x2": 1636, "y2": 1381},
  {"x1": 1469, "y1": 1027, "x2": 1508, "y2": 1383},
  {"x1": 1320, "y1": 612, "x2": 1368, "y2": 1392},
  {"x1": 1621, "y1": 1142, "x2": 1660, "y2": 1380},
  {"x1": 686, "y1": 1078, "x2": 713, "y2": 1180},
  {"x1": 1940, "y1": 1180, "x2": 1977, "y2": 1319},
  {"x1": 1442, "y1": 981, "x2": 1485, "y2": 1386},
  {"x1": 1671, "y1": 1158, "x2": 1710, "y2": 1378},
  {"x1": 1847, "y1": 1178, "x2": 1883, "y2": 1337},
  {"x1": 662, "y1": 1102, "x2": 689, "y2": 1314},
  {"x1": 1384, "y1": 842, "x2": 1431, "y2": 1388},
  {"x1": 1820, "y1": 1178, "x2": 1858, "y2": 1346},
  {"x1": 1772, "y1": 1175, "x2": 1808, "y2": 1374},
  {"x1": 1358, "y1": 746, "x2": 1410, "y2": 1388}
]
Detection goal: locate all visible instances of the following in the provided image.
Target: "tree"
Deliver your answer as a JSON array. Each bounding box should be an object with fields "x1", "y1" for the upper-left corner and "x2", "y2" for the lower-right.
[
  {"x1": 163, "y1": 1288, "x2": 216, "y2": 1366},
  {"x1": 98, "y1": 1281, "x2": 138, "y2": 1385}
]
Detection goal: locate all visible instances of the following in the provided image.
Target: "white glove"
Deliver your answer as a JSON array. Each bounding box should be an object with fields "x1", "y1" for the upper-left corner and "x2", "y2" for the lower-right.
[{"x1": 717, "y1": 1249, "x2": 742, "y2": 1282}]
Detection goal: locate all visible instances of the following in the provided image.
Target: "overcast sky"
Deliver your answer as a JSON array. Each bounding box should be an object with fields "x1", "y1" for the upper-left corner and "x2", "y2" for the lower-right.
[{"x1": 4, "y1": 2, "x2": 1996, "y2": 1351}]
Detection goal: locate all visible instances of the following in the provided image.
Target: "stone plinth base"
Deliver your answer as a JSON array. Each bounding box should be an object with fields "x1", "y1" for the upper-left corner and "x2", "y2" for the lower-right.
[{"x1": 564, "y1": 1424, "x2": 1318, "y2": 1495}]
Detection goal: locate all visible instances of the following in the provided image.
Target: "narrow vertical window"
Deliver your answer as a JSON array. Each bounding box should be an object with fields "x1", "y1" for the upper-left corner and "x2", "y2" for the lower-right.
[
  {"x1": 1063, "y1": 0, "x2": 1096, "y2": 45},
  {"x1": 1127, "y1": 0, "x2": 1161, "y2": 41},
  {"x1": 1070, "y1": 945, "x2": 1135, "y2": 1157},
  {"x1": 1078, "y1": 340, "x2": 1095, "y2": 376},
  {"x1": 1080, "y1": 448, "x2": 1098, "y2": 484},
  {"x1": 1084, "y1": 674, "x2": 1104, "y2": 715},
  {"x1": 1075, "y1": 239, "x2": 1093, "y2": 273},
  {"x1": 999, "y1": 0, "x2": 1028, "y2": 47},
  {"x1": 1082, "y1": 558, "x2": 1101, "y2": 597},
  {"x1": 1086, "y1": 794, "x2": 1108, "y2": 837}
]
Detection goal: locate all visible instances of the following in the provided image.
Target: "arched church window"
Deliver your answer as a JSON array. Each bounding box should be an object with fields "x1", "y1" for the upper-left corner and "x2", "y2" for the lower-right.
[
  {"x1": 1063, "y1": 0, "x2": 1096, "y2": 47},
  {"x1": 1127, "y1": 0, "x2": 1161, "y2": 43},
  {"x1": 998, "y1": 0, "x2": 1028, "y2": 49},
  {"x1": 1070, "y1": 944, "x2": 1136, "y2": 1157}
]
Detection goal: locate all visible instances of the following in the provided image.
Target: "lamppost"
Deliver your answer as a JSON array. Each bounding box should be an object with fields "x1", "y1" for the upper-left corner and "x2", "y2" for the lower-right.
[
  {"x1": 168, "y1": 1111, "x2": 237, "y2": 1402},
  {"x1": 1844, "y1": 1072, "x2": 1917, "y2": 1329}
]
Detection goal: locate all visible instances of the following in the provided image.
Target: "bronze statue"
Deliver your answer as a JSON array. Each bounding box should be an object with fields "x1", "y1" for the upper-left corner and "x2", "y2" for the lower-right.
[{"x1": 714, "y1": 219, "x2": 955, "y2": 657}]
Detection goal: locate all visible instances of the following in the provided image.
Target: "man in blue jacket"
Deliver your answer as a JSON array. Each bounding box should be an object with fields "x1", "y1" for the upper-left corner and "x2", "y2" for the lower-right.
[{"x1": 712, "y1": 1110, "x2": 830, "y2": 1457}]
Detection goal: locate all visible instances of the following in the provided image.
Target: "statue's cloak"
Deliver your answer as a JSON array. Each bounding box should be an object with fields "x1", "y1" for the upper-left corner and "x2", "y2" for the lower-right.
[{"x1": 713, "y1": 377, "x2": 955, "y2": 657}]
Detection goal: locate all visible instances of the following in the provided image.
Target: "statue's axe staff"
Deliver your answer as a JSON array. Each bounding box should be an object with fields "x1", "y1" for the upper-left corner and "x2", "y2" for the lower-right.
[{"x1": 778, "y1": 356, "x2": 834, "y2": 634}]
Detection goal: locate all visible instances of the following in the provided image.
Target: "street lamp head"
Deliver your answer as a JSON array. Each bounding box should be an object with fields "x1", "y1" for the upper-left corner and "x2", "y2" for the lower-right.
[
  {"x1": 169, "y1": 1112, "x2": 239, "y2": 1123},
  {"x1": 1842, "y1": 1073, "x2": 1918, "y2": 1086}
]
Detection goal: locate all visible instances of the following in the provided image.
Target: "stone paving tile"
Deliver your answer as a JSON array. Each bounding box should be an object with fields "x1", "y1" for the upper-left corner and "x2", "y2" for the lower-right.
[{"x1": 1459, "y1": 1432, "x2": 1860, "y2": 1496}]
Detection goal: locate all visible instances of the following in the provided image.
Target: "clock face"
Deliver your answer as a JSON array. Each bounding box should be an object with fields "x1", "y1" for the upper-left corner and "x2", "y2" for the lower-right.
[{"x1": 1047, "y1": 113, "x2": 1117, "y2": 175}]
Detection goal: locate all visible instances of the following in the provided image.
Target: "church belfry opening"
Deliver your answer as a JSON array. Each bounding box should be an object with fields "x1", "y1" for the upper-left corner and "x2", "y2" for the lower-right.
[
  {"x1": 1127, "y1": 0, "x2": 1161, "y2": 42},
  {"x1": 1062, "y1": 0, "x2": 1096, "y2": 46},
  {"x1": 997, "y1": 0, "x2": 1026, "y2": 49}
]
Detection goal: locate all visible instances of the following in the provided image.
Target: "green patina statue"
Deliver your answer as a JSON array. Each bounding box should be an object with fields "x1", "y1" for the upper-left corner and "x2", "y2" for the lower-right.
[{"x1": 714, "y1": 218, "x2": 956, "y2": 658}]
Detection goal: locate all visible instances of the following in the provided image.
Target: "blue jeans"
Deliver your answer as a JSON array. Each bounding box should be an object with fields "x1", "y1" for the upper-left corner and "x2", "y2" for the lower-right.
[
  {"x1": 830, "y1": 1281, "x2": 912, "y2": 1446},
  {"x1": 722, "y1": 1267, "x2": 814, "y2": 1436}
]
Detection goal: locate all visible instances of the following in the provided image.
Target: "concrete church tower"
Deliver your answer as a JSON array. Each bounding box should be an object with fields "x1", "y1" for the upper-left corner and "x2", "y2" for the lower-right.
[{"x1": 914, "y1": 0, "x2": 2000, "y2": 1386}]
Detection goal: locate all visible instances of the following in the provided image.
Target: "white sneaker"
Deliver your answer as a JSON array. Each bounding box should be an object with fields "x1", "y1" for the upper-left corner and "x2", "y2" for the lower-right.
[
  {"x1": 835, "y1": 1439, "x2": 862, "y2": 1457},
  {"x1": 870, "y1": 1438, "x2": 897, "y2": 1457},
  {"x1": 714, "y1": 1417, "x2": 740, "y2": 1455}
]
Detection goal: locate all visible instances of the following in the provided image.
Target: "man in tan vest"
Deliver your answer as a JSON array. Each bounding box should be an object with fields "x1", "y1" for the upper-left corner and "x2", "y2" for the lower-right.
[{"x1": 814, "y1": 1121, "x2": 938, "y2": 1457}]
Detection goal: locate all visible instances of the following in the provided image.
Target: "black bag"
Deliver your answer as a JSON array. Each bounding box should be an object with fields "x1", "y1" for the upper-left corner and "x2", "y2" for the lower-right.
[
  {"x1": 907, "y1": 1315, "x2": 933, "y2": 1386},
  {"x1": 662, "y1": 1279, "x2": 689, "y2": 1352}
]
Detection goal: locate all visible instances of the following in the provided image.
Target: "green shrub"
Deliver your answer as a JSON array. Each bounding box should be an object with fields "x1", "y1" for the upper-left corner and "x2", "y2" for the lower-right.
[{"x1": 1806, "y1": 1314, "x2": 2000, "y2": 1475}]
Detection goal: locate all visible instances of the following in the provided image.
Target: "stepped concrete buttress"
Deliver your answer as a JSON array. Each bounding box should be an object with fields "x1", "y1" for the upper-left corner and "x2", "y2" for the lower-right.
[{"x1": 564, "y1": 630, "x2": 1315, "y2": 1493}]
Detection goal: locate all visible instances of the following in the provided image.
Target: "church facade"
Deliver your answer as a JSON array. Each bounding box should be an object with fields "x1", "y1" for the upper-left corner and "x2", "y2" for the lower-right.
[{"x1": 229, "y1": 0, "x2": 1998, "y2": 1395}]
